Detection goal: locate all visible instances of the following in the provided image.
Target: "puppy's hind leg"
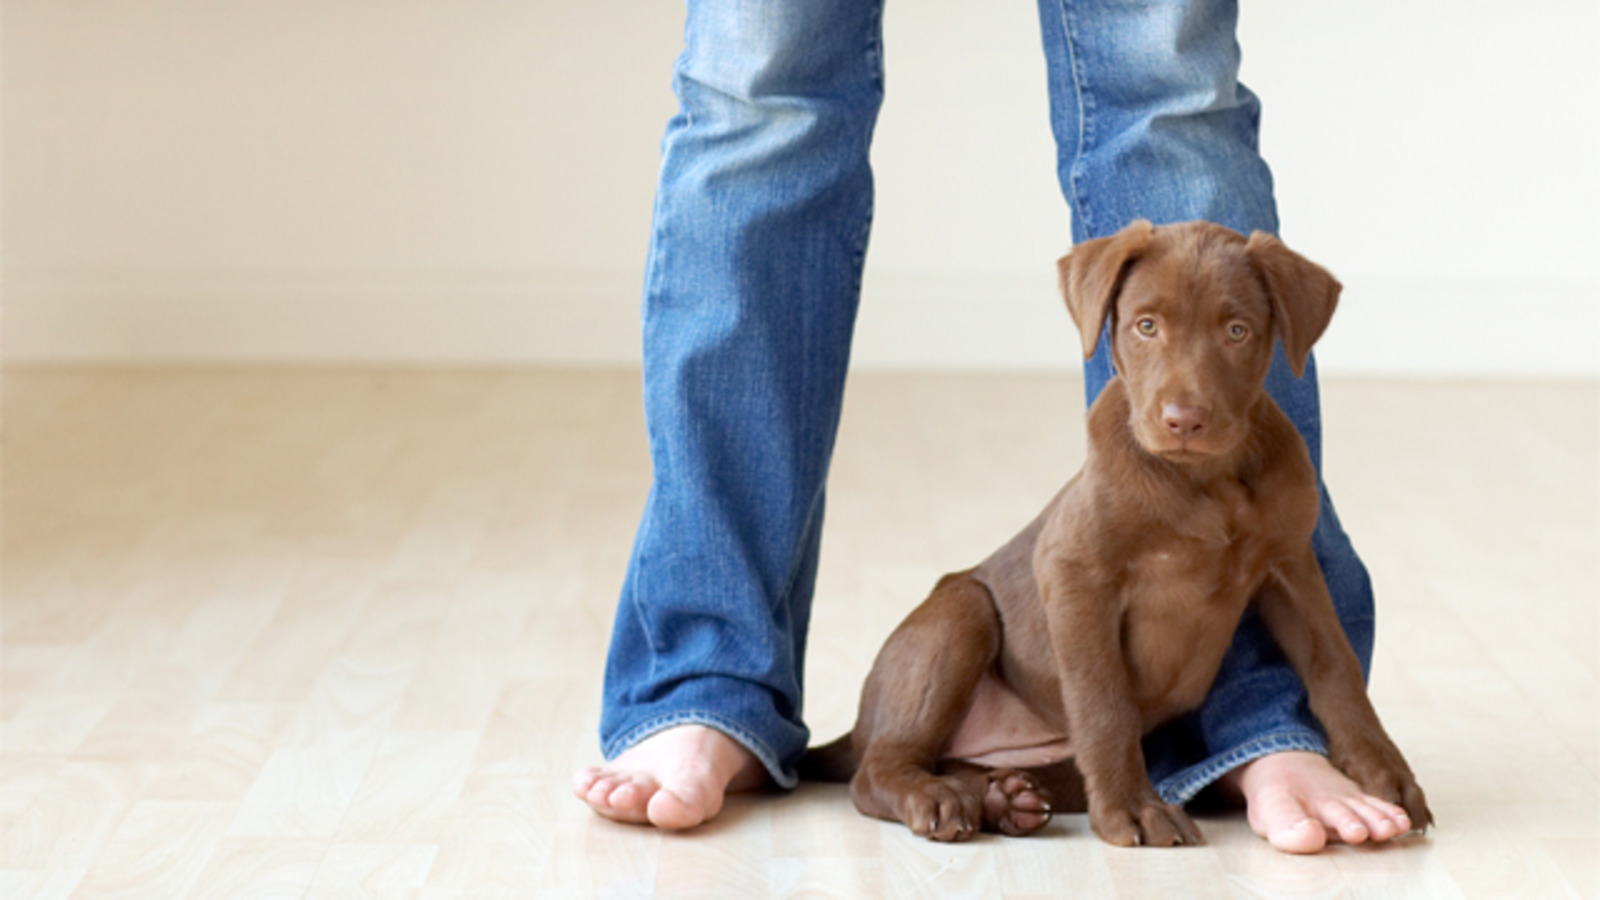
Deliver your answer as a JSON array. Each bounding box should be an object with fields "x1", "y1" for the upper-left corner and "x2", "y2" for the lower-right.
[
  {"x1": 934, "y1": 761, "x2": 1059, "y2": 837},
  {"x1": 848, "y1": 572, "x2": 1011, "y2": 842}
]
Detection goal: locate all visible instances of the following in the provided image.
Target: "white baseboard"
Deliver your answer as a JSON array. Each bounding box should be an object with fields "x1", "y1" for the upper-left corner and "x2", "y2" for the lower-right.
[{"x1": 5, "y1": 268, "x2": 1596, "y2": 377}]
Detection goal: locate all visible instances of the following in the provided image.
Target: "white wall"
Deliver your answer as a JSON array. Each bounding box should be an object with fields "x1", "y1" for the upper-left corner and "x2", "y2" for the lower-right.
[{"x1": 5, "y1": 1, "x2": 1597, "y2": 375}]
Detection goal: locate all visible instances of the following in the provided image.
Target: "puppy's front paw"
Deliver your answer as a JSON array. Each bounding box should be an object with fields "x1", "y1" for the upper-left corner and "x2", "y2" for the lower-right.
[
  {"x1": 1374, "y1": 771, "x2": 1431, "y2": 836},
  {"x1": 1397, "y1": 779, "x2": 1432, "y2": 833},
  {"x1": 1090, "y1": 793, "x2": 1204, "y2": 847},
  {"x1": 1338, "y1": 746, "x2": 1433, "y2": 834}
]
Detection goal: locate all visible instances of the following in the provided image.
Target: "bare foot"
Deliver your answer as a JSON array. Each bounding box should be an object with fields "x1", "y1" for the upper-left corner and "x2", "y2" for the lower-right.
[
  {"x1": 1221, "y1": 751, "x2": 1415, "y2": 854},
  {"x1": 572, "y1": 725, "x2": 769, "y2": 830}
]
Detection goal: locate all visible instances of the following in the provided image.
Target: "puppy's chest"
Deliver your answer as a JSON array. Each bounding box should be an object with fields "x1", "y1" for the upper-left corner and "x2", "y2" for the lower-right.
[
  {"x1": 1122, "y1": 480, "x2": 1275, "y2": 603},
  {"x1": 1114, "y1": 483, "x2": 1284, "y2": 716}
]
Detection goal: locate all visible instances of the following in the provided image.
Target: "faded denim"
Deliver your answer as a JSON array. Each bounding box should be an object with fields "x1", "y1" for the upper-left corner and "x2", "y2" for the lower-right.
[{"x1": 600, "y1": 0, "x2": 1374, "y2": 805}]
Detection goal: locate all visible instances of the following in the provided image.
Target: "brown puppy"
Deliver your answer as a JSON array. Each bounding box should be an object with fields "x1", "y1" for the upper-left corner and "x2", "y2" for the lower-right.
[{"x1": 801, "y1": 220, "x2": 1430, "y2": 846}]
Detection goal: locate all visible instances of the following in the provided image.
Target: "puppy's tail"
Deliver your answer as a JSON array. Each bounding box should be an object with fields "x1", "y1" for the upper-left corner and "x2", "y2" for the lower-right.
[{"x1": 796, "y1": 732, "x2": 857, "y2": 783}]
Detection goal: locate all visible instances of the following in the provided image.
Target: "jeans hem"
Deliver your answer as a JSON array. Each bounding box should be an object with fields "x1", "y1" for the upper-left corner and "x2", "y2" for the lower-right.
[
  {"x1": 1154, "y1": 729, "x2": 1329, "y2": 807},
  {"x1": 603, "y1": 711, "x2": 800, "y2": 790}
]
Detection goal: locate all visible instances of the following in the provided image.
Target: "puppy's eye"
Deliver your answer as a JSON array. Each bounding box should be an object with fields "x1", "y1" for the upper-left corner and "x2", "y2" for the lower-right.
[
  {"x1": 1136, "y1": 318, "x2": 1158, "y2": 337},
  {"x1": 1227, "y1": 323, "x2": 1250, "y2": 343}
]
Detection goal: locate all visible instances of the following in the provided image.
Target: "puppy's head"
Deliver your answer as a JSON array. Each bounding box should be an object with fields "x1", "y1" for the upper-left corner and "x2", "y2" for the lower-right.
[{"x1": 1058, "y1": 220, "x2": 1339, "y2": 462}]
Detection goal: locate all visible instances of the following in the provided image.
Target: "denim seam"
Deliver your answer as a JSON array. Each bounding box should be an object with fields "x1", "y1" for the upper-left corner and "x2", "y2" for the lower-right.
[
  {"x1": 604, "y1": 710, "x2": 799, "y2": 789},
  {"x1": 1055, "y1": 0, "x2": 1096, "y2": 237},
  {"x1": 852, "y1": 0, "x2": 884, "y2": 298},
  {"x1": 780, "y1": 0, "x2": 880, "y2": 633},
  {"x1": 866, "y1": 1, "x2": 886, "y2": 99},
  {"x1": 1153, "y1": 729, "x2": 1328, "y2": 807},
  {"x1": 780, "y1": 4, "x2": 880, "y2": 637}
]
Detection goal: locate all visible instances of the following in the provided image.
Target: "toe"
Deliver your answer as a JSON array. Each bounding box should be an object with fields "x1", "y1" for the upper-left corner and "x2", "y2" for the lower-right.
[
  {"x1": 1269, "y1": 816, "x2": 1328, "y2": 854},
  {"x1": 586, "y1": 776, "x2": 654, "y2": 824},
  {"x1": 1249, "y1": 789, "x2": 1328, "y2": 854},
  {"x1": 1136, "y1": 805, "x2": 1183, "y2": 847},
  {"x1": 647, "y1": 766, "x2": 732, "y2": 831},
  {"x1": 1318, "y1": 799, "x2": 1371, "y2": 845},
  {"x1": 584, "y1": 775, "x2": 619, "y2": 810},
  {"x1": 646, "y1": 786, "x2": 711, "y2": 830},
  {"x1": 1353, "y1": 796, "x2": 1410, "y2": 841},
  {"x1": 1368, "y1": 795, "x2": 1413, "y2": 833},
  {"x1": 609, "y1": 780, "x2": 647, "y2": 813},
  {"x1": 572, "y1": 767, "x2": 602, "y2": 799},
  {"x1": 933, "y1": 793, "x2": 977, "y2": 842}
]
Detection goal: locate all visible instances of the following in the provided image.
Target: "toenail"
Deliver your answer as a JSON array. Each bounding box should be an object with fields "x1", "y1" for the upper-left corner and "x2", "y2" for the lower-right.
[{"x1": 1285, "y1": 818, "x2": 1316, "y2": 835}]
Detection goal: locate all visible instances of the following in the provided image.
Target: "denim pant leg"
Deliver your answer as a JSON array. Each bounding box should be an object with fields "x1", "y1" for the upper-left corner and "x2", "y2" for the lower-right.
[
  {"x1": 601, "y1": 0, "x2": 886, "y2": 788},
  {"x1": 1036, "y1": 0, "x2": 1377, "y2": 804}
]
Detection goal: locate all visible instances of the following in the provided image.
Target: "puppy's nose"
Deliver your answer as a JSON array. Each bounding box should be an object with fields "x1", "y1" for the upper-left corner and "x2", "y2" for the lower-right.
[{"x1": 1162, "y1": 404, "x2": 1209, "y2": 440}]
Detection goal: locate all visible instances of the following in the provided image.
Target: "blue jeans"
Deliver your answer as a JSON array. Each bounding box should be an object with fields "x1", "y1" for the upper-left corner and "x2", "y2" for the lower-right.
[{"x1": 601, "y1": 0, "x2": 1374, "y2": 805}]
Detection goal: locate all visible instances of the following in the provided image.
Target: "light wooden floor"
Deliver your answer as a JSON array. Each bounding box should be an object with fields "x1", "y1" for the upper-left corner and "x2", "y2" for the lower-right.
[{"x1": 1, "y1": 368, "x2": 1596, "y2": 899}]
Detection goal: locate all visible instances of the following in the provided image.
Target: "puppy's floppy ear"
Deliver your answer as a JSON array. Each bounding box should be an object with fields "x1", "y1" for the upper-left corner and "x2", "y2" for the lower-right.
[
  {"x1": 1056, "y1": 219, "x2": 1155, "y2": 359},
  {"x1": 1245, "y1": 231, "x2": 1341, "y2": 377}
]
